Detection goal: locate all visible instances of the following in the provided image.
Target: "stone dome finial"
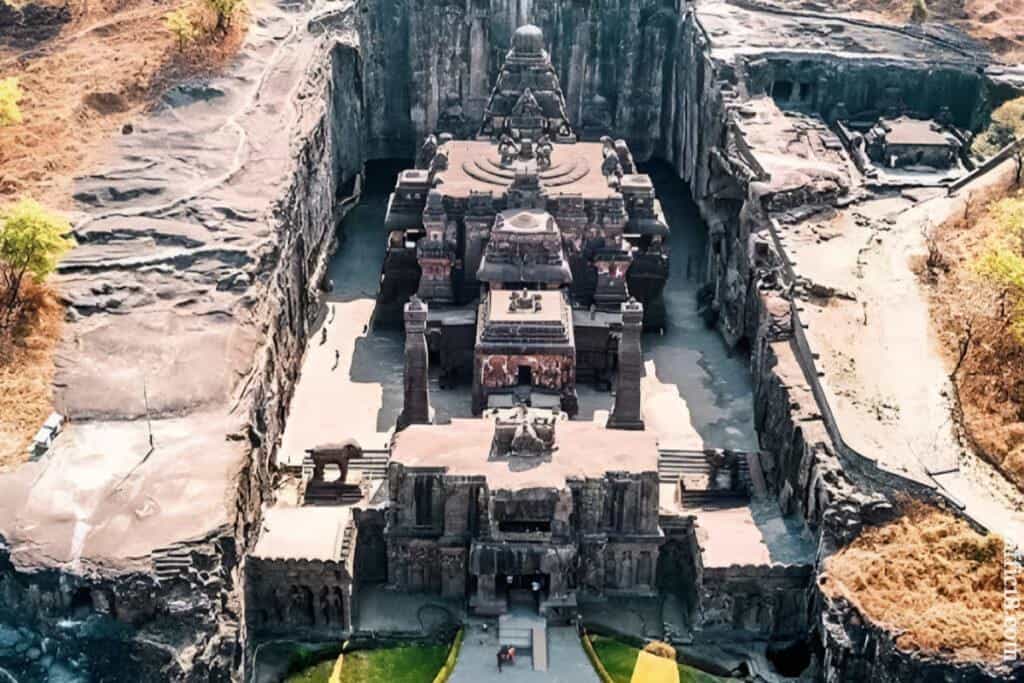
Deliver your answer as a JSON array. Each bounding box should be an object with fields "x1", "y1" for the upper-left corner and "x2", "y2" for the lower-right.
[{"x1": 512, "y1": 24, "x2": 544, "y2": 54}]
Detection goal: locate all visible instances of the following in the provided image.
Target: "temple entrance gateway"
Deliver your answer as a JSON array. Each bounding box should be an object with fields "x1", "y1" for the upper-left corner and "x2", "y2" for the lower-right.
[{"x1": 499, "y1": 573, "x2": 549, "y2": 610}]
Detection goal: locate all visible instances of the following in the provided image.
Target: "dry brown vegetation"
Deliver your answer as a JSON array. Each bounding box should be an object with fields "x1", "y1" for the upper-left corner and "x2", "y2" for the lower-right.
[
  {"x1": 922, "y1": 177, "x2": 1024, "y2": 491},
  {"x1": 0, "y1": 0, "x2": 246, "y2": 467},
  {"x1": 0, "y1": 0, "x2": 246, "y2": 207},
  {"x1": 824, "y1": 502, "x2": 1022, "y2": 662},
  {"x1": 0, "y1": 281, "x2": 61, "y2": 470}
]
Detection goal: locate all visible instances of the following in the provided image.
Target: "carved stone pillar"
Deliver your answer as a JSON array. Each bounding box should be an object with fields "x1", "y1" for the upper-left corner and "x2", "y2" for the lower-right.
[
  {"x1": 608, "y1": 298, "x2": 645, "y2": 430},
  {"x1": 440, "y1": 548, "x2": 467, "y2": 598},
  {"x1": 398, "y1": 296, "x2": 430, "y2": 430}
]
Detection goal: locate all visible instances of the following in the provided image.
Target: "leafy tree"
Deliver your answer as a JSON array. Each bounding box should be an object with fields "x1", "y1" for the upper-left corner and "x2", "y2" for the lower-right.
[
  {"x1": 0, "y1": 77, "x2": 23, "y2": 127},
  {"x1": 0, "y1": 199, "x2": 74, "y2": 317},
  {"x1": 974, "y1": 97, "x2": 1024, "y2": 179},
  {"x1": 204, "y1": 0, "x2": 244, "y2": 34},
  {"x1": 975, "y1": 196, "x2": 1024, "y2": 342},
  {"x1": 165, "y1": 7, "x2": 200, "y2": 51}
]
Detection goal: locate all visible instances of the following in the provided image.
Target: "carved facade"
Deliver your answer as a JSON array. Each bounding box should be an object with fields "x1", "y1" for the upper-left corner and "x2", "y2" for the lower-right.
[{"x1": 385, "y1": 412, "x2": 663, "y2": 620}]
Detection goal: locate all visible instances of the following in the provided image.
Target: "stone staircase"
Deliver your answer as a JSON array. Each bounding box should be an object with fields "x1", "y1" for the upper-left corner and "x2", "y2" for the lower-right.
[
  {"x1": 151, "y1": 542, "x2": 193, "y2": 583},
  {"x1": 499, "y1": 612, "x2": 537, "y2": 650},
  {"x1": 658, "y1": 449, "x2": 754, "y2": 506},
  {"x1": 346, "y1": 449, "x2": 390, "y2": 481},
  {"x1": 338, "y1": 518, "x2": 357, "y2": 565}
]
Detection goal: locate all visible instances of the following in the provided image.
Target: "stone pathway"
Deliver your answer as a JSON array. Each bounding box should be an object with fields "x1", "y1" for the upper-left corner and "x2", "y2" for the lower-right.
[{"x1": 449, "y1": 623, "x2": 597, "y2": 682}]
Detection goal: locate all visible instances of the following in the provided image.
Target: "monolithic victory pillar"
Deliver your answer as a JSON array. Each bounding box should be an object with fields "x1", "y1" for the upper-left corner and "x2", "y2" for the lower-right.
[
  {"x1": 608, "y1": 298, "x2": 645, "y2": 430},
  {"x1": 398, "y1": 296, "x2": 430, "y2": 430}
]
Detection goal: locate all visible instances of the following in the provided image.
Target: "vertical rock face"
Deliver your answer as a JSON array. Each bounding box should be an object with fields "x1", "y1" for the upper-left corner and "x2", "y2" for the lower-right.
[
  {"x1": 0, "y1": 37, "x2": 367, "y2": 683},
  {"x1": 357, "y1": 0, "x2": 680, "y2": 159}
]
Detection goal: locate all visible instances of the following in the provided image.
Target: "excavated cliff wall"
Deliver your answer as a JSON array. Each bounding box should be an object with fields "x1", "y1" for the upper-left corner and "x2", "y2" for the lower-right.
[
  {"x1": 357, "y1": 0, "x2": 681, "y2": 159},
  {"x1": 0, "y1": 37, "x2": 365, "y2": 682}
]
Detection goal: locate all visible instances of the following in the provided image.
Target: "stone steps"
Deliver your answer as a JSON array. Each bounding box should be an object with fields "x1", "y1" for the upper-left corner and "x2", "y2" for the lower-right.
[
  {"x1": 338, "y1": 521, "x2": 356, "y2": 564},
  {"x1": 677, "y1": 490, "x2": 749, "y2": 508},
  {"x1": 500, "y1": 627, "x2": 533, "y2": 649},
  {"x1": 658, "y1": 449, "x2": 753, "y2": 489},
  {"x1": 346, "y1": 451, "x2": 390, "y2": 481},
  {"x1": 151, "y1": 542, "x2": 193, "y2": 581}
]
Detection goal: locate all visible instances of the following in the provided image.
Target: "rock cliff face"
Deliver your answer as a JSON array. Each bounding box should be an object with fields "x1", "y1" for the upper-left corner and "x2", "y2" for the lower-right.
[
  {"x1": 0, "y1": 29, "x2": 366, "y2": 681},
  {"x1": 357, "y1": 0, "x2": 680, "y2": 159}
]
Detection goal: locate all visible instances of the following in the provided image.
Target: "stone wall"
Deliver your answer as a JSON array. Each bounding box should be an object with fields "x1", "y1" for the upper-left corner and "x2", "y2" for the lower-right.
[{"x1": 816, "y1": 587, "x2": 1024, "y2": 682}]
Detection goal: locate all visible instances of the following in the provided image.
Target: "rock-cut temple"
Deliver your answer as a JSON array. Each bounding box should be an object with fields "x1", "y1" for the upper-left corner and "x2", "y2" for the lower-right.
[{"x1": 245, "y1": 25, "x2": 785, "y2": 651}]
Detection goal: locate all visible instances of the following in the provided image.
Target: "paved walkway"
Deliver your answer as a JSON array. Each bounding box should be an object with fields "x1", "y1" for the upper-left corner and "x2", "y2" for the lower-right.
[{"x1": 449, "y1": 623, "x2": 596, "y2": 682}]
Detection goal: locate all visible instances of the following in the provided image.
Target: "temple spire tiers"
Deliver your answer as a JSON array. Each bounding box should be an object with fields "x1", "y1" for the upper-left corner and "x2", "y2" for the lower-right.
[
  {"x1": 398, "y1": 296, "x2": 431, "y2": 430},
  {"x1": 416, "y1": 190, "x2": 455, "y2": 303},
  {"x1": 479, "y1": 24, "x2": 576, "y2": 143},
  {"x1": 608, "y1": 298, "x2": 645, "y2": 431}
]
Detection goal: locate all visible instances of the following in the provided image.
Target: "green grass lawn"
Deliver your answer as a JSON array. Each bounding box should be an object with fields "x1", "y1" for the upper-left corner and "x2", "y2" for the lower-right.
[
  {"x1": 339, "y1": 643, "x2": 448, "y2": 683},
  {"x1": 589, "y1": 635, "x2": 730, "y2": 683},
  {"x1": 285, "y1": 658, "x2": 336, "y2": 683},
  {"x1": 285, "y1": 643, "x2": 449, "y2": 683}
]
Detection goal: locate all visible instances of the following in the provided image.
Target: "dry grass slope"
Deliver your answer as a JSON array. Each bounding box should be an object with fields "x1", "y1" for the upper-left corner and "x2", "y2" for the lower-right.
[
  {"x1": 0, "y1": 0, "x2": 246, "y2": 467},
  {"x1": 0, "y1": 282, "x2": 61, "y2": 470},
  {"x1": 824, "y1": 502, "x2": 1022, "y2": 663},
  {"x1": 922, "y1": 179, "x2": 1024, "y2": 492}
]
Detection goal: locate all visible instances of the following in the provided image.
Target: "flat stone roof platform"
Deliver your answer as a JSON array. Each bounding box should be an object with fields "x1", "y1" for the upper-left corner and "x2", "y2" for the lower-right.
[
  {"x1": 733, "y1": 97, "x2": 857, "y2": 199},
  {"x1": 881, "y1": 116, "x2": 959, "y2": 147},
  {"x1": 688, "y1": 498, "x2": 815, "y2": 568},
  {"x1": 391, "y1": 418, "x2": 658, "y2": 489},
  {"x1": 435, "y1": 140, "x2": 615, "y2": 199},
  {"x1": 251, "y1": 505, "x2": 351, "y2": 562},
  {"x1": 487, "y1": 290, "x2": 566, "y2": 324}
]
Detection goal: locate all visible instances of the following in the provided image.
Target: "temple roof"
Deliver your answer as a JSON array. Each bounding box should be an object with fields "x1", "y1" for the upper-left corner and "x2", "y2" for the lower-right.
[
  {"x1": 479, "y1": 24, "x2": 574, "y2": 140},
  {"x1": 391, "y1": 418, "x2": 659, "y2": 489},
  {"x1": 879, "y1": 116, "x2": 960, "y2": 148},
  {"x1": 512, "y1": 24, "x2": 545, "y2": 55},
  {"x1": 252, "y1": 506, "x2": 351, "y2": 562},
  {"x1": 433, "y1": 140, "x2": 615, "y2": 198}
]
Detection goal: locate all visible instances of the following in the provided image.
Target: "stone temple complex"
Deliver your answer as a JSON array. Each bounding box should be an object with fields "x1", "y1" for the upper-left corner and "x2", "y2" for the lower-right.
[
  {"x1": 3, "y1": 1, "x2": 1024, "y2": 681},
  {"x1": 247, "y1": 28, "x2": 687, "y2": 634}
]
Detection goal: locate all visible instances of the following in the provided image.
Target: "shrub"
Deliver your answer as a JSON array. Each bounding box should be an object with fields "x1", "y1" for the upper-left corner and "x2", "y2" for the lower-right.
[
  {"x1": 910, "y1": 0, "x2": 928, "y2": 23},
  {"x1": 204, "y1": 0, "x2": 244, "y2": 34},
  {"x1": 0, "y1": 199, "x2": 74, "y2": 317},
  {"x1": 0, "y1": 77, "x2": 23, "y2": 127},
  {"x1": 165, "y1": 7, "x2": 200, "y2": 51},
  {"x1": 974, "y1": 196, "x2": 1024, "y2": 342},
  {"x1": 974, "y1": 96, "x2": 1024, "y2": 158}
]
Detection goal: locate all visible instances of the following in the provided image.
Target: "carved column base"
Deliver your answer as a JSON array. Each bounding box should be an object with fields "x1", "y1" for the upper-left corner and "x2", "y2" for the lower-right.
[{"x1": 606, "y1": 414, "x2": 645, "y2": 431}]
